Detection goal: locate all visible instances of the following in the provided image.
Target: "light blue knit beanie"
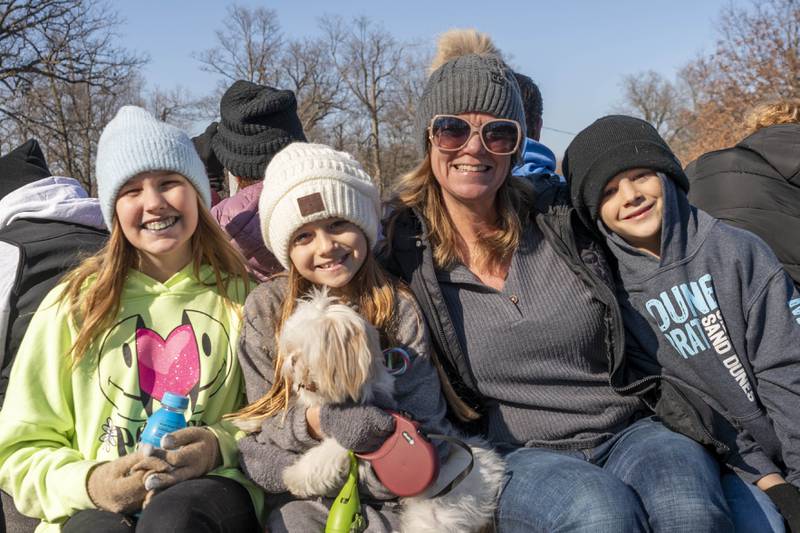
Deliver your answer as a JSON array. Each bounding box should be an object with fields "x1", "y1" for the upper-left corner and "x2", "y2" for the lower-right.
[{"x1": 95, "y1": 106, "x2": 211, "y2": 228}]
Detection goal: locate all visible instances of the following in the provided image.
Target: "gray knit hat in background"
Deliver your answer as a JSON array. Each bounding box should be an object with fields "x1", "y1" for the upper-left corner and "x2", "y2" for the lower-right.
[
  {"x1": 259, "y1": 142, "x2": 380, "y2": 270},
  {"x1": 415, "y1": 53, "x2": 526, "y2": 155},
  {"x1": 95, "y1": 106, "x2": 211, "y2": 229}
]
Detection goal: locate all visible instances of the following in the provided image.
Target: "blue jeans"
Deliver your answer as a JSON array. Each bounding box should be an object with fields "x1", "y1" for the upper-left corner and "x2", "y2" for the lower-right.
[
  {"x1": 496, "y1": 416, "x2": 733, "y2": 532},
  {"x1": 722, "y1": 472, "x2": 785, "y2": 532}
]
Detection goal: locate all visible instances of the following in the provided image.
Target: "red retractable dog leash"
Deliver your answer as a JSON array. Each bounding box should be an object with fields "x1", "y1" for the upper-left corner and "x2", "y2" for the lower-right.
[{"x1": 356, "y1": 411, "x2": 473, "y2": 497}]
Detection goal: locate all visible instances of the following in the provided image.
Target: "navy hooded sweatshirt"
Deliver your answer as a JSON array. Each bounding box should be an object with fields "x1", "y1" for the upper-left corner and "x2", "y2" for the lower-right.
[{"x1": 601, "y1": 175, "x2": 800, "y2": 486}]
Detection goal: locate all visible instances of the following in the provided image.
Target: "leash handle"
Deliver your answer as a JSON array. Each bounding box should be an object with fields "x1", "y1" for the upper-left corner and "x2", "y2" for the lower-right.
[{"x1": 424, "y1": 433, "x2": 475, "y2": 497}]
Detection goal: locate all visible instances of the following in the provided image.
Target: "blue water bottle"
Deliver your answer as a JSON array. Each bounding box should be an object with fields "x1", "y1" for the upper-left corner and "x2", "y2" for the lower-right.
[{"x1": 139, "y1": 391, "x2": 188, "y2": 455}]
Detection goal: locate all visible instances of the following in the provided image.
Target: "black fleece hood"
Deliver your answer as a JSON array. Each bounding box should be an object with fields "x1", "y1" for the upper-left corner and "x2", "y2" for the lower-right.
[{"x1": 738, "y1": 124, "x2": 800, "y2": 183}]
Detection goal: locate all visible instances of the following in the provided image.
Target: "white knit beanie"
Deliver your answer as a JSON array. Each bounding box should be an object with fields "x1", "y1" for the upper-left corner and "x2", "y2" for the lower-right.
[
  {"x1": 259, "y1": 142, "x2": 380, "y2": 270},
  {"x1": 95, "y1": 106, "x2": 211, "y2": 228}
]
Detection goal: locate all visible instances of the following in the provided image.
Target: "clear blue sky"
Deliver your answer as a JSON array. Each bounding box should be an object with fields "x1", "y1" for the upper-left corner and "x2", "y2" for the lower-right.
[{"x1": 116, "y1": 0, "x2": 737, "y2": 159}]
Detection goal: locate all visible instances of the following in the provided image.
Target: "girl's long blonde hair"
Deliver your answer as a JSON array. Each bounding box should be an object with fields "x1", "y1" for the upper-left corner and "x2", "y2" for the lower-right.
[
  {"x1": 386, "y1": 154, "x2": 533, "y2": 274},
  {"x1": 60, "y1": 195, "x2": 250, "y2": 366},
  {"x1": 231, "y1": 252, "x2": 402, "y2": 425}
]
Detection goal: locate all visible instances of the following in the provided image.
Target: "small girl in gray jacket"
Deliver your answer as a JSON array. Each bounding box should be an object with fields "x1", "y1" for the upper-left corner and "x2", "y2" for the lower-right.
[{"x1": 231, "y1": 143, "x2": 502, "y2": 533}]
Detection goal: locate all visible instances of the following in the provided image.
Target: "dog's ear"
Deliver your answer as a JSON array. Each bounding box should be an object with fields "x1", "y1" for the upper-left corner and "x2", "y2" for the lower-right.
[
  {"x1": 327, "y1": 313, "x2": 379, "y2": 403},
  {"x1": 278, "y1": 350, "x2": 297, "y2": 380}
]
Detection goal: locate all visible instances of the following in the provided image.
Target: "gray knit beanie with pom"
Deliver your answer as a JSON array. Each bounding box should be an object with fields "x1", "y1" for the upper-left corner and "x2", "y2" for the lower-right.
[{"x1": 415, "y1": 53, "x2": 526, "y2": 155}]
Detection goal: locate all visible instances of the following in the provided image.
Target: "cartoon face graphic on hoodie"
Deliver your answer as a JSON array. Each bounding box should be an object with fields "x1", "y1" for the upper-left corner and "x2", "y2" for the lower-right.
[{"x1": 95, "y1": 310, "x2": 234, "y2": 455}]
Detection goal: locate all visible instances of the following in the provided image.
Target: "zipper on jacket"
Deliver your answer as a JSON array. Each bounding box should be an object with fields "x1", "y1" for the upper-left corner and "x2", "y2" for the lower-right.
[{"x1": 406, "y1": 212, "x2": 484, "y2": 418}]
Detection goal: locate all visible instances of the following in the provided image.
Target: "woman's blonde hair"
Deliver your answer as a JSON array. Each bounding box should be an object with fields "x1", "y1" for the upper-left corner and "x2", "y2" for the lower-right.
[
  {"x1": 745, "y1": 99, "x2": 800, "y2": 135},
  {"x1": 60, "y1": 192, "x2": 250, "y2": 366},
  {"x1": 386, "y1": 154, "x2": 533, "y2": 273},
  {"x1": 231, "y1": 251, "x2": 402, "y2": 425}
]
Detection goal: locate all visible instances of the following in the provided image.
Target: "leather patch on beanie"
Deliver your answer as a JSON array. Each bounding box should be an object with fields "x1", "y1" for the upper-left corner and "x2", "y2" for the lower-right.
[{"x1": 297, "y1": 192, "x2": 325, "y2": 216}]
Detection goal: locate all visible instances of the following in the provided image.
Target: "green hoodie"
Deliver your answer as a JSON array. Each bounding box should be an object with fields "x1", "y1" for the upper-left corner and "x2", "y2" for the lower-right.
[{"x1": 0, "y1": 264, "x2": 263, "y2": 531}]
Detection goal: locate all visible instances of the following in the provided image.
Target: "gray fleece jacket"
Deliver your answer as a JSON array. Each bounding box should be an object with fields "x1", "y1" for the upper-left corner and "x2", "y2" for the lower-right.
[
  {"x1": 236, "y1": 275, "x2": 452, "y2": 498},
  {"x1": 601, "y1": 175, "x2": 800, "y2": 486}
]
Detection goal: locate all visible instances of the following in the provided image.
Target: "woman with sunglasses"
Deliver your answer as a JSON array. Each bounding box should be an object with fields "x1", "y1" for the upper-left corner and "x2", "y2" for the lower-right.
[{"x1": 381, "y1": 30, "x2": 733, "y2": 532}]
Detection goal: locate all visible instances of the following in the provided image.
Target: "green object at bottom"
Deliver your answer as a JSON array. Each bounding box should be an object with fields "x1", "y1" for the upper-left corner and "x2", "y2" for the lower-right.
[{"x1": 325, "y1": 451, "x2": 366, "y2": 533}]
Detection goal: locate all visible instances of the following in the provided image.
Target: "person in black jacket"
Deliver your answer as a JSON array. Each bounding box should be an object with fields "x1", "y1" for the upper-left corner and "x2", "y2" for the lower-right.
[
  {"x1": 0, "y1": 139, "x2": 107, "y2": 533},
  {"x1": 0, "y1": 141, "x2": 108, "y2": 403},
  {"x1": 381, "y1": 29, "x2": 732, "y2": 533},
  {"x1": 686, "y1": 99, "x2": 800, "y2": 289}
]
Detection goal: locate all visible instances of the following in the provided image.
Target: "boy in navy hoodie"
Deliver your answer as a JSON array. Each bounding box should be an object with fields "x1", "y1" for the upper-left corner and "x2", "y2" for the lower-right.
[{"x1": 564, "y1": 115, "x2": 800, "y2": 531}]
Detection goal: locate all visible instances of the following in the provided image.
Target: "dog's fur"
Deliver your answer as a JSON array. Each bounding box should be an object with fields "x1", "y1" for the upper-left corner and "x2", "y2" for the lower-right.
[{"x1": 276, "y1": 288, "x2": 505, "y2": 532}]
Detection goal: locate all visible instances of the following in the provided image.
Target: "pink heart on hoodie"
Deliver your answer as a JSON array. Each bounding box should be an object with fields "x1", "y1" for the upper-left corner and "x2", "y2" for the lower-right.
[{"x1": 136, "y1": 324, "x2": 200, "y2": 401}]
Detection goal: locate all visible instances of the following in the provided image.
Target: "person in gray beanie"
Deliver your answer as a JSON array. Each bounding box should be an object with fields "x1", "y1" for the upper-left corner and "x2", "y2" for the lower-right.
[
  {"x1": 210, "y1": 80, "x2": 308, "y2": 281},
  {"x1": 381, "y1": 28, "x2": 733, "y2": 532}
]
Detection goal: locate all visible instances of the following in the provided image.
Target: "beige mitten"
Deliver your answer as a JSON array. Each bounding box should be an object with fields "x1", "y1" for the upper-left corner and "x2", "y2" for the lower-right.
[
  {"x1": 86, "y1": 452, "x2": 172, "y2": 514},
  {"x1": 143, "y1": 427, "x2": 221, "y2": 493}
]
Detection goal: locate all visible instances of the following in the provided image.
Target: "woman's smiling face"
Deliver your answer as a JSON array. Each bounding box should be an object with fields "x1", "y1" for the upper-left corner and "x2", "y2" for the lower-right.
[{"x1": 429, "y1": 112, "x2": 512, "y2": 211}]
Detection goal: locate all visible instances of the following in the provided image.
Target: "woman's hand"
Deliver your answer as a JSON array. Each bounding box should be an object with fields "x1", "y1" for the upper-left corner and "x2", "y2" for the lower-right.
[{"x1": 316, "y1": 404, "x2": 395, "y2": 453}]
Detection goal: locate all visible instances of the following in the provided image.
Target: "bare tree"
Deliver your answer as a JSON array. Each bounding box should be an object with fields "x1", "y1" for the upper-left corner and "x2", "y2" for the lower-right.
[
  {"x1": 193, "y1": 5, "x2": 343, "y2": 139},
  {"x1": 0, "y1": 0, "x2": 104, "y2": 89},
  {"x1": 617, "y1": 0, "x2": 800, "y2": 164},
  {"x1": 380, "y1": 48, "x2": 427, "y2": 184},
  {"x1": 0, "y1": 0, "x2": 146, "y2": 191},
  {"x1": 323, "y1": 16, "x2": 407, "y2": 192},
  {"x1": 193, "y1": 5, "x2": 282, "y2": 87},
  {"x1": 711, "y1": 0, "x2": 800, "y2": 100},
  {"x1": 279, "y1": 37, "x2": 343, "y2": 136},
  {"x1": 146, "y1": 85, "x2": 204, "y2": 131},
  {"x1": 617, "y1": 70, "x2": 689, "y2": 144},
  {"x1": 195, "y1": 7, "x2": 423, "y2": 193}
]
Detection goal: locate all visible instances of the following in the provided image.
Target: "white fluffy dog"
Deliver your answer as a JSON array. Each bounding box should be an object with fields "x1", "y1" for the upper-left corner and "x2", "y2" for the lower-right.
[{"x1": 277, "y1": 288, "x2": 505, "y2": 533}]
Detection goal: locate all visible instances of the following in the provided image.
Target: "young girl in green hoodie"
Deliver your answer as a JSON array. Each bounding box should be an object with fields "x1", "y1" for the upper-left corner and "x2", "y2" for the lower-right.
[{"x1": 0, "y1": 106, "x2": 261, "y2": 532}]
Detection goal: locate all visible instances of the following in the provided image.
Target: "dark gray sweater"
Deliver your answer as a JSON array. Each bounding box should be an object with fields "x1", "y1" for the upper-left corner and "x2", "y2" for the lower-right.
[
  {"x1": 602, "y1": 176, "x2": 800, "y2": 486},
  {"x1": 438, "y1": 223, "x2": 642, "y2": 449},
  {"x1": 236, "y1": 276, "x2": 452, "y2": 496}
]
